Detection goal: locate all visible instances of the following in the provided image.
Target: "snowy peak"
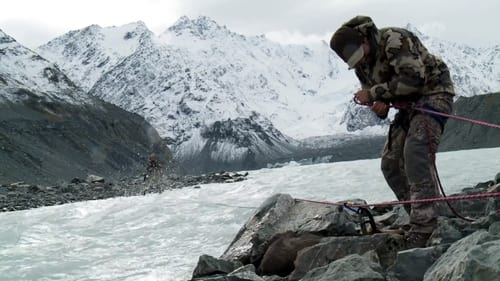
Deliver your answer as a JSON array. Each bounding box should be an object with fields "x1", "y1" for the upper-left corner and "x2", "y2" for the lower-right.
[
  {"x1": 423, "y1": 38, "x2": 497, "y2": 96},
  {"x1": 0, "y1": 29, "x2": 84, "y2": 103},
  {"x1": 44, "y1": 21, "x2": 151, "y2": 50},
  {"x1": 399, "y1": 23, "x2": 498, "y2": 96},
  {"x1": 36, "y1": 21, "x2": 155, "y2": 91},
  {"x1": 165, "y1": 15, "x2": 231, "y2": 40},
  {"x1": 404, "y1": 23, "x2": 429, "y2": 41},
  {"x1": 0, "y1": 29, "x2": 16, "y2": 44}
]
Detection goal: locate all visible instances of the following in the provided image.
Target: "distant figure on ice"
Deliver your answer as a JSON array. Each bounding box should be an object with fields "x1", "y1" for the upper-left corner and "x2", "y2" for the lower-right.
[
  {"x1": 330, "y1": 16, "x2": 455, "y2": 248},
  {"x1": 143, "y1": 153, "x2": 161, "y2": 181}
]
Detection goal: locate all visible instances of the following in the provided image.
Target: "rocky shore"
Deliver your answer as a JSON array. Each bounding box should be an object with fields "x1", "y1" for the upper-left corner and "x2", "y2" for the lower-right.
[
  {"x1": 0, "y1": 171, "x2": 248, "y2": 212},
  {"x1": 190, "y1": 173, "x2": 500, "y2": 281}
]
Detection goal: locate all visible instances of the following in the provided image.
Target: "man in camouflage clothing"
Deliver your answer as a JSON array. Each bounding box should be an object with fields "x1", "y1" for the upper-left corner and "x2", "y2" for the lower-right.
[{"x1": 330, "y1": 16, "x2": 455, "y2": 247}]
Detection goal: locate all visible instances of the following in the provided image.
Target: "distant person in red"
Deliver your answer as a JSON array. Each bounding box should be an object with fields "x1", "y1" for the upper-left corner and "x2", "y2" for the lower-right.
[{"x1": 144, "y1": 153, "x2": 161, "y2": 181}]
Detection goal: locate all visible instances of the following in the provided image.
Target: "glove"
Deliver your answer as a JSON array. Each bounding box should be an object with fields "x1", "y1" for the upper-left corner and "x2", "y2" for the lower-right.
[{"x1": 371, "y1": 102, "x2": 389, "y2": 119}]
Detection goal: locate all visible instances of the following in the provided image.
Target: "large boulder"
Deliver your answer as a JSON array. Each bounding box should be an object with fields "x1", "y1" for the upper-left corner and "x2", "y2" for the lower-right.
[
  {"x1": 300, "y1": 251, "x2": 385, "y2": 281},
  {"x1": 257, "y1": 231, "x2": 322, "y2": 277},
  {"x1": 289, "y1": 233, "x2": 404, "y2": 280},
  {"x1": 386, "y1": 246, "x2": 448, "y2": 281},
  {"x1": 220, "y1": 194, "x2": 358, "y2": 265},
  {"x1": 424, "y1": 226, "x2": 500, "y2": 281}
]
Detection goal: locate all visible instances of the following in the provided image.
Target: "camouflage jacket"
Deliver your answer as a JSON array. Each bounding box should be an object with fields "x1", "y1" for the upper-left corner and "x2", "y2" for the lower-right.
[{"x1": 342, "y1": 16, "x2": 455, "y2": 102}]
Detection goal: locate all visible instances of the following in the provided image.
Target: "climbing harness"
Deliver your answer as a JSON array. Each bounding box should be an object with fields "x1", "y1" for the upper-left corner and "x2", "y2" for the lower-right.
[{"x1": 343, "y1": 204, "x2": 378, "y2": 234}]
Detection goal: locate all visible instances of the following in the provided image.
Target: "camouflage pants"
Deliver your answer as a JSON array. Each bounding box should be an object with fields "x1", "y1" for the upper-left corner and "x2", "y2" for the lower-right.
[{"x1": 381, "y1": 93, "x2": 453, "y2": 234}]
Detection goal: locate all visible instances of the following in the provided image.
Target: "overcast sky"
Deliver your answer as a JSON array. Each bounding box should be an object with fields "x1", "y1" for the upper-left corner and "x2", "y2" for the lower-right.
[{"x1": 1, "y1": 0, "x2": 498, "y2": 49}]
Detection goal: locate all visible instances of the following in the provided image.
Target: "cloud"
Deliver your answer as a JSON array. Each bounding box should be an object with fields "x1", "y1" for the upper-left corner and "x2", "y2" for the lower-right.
[
  {"x1": 0, "y1": 19, "x2": 65, "y2": 49},
  {"x1": 1, "y1": 0, "x2": 499, "y2": 48}
]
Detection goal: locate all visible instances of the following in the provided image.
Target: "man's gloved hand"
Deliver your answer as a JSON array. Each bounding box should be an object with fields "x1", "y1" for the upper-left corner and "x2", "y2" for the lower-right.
[
  {"x1": 354, "y1": 89, "x2": 371, "y2": 104},
  {"x1": 371, "y1": 101, "x2": 389, "y2": 119}
]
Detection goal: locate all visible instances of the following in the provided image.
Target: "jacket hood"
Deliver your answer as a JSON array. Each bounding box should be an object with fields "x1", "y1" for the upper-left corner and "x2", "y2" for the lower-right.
[
  {"x1": 341, "y1": 16, "x2": 380, "y2": 67},
  {"x1": 341, "y1": 16, "x2": 379, "y2": 38}
]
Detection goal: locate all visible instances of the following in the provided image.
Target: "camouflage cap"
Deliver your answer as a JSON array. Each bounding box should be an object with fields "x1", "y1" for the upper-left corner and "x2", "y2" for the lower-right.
[{"x1": 330, "y1": 26, "x2": 365, "y2": 69}]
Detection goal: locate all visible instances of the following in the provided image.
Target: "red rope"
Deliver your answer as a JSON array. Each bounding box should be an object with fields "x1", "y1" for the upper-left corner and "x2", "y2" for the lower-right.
[
  {"x1": 414, "y1": 106, "x2": 500, "y2": 130},
  {"x1": 352, "y1": 97, "x2": 500, "y2": 130},
  {"x1": 297, "y1": 191, "x2": 500, "y2": 208},
  {"x1": 349, "y1": 96, "x2": 500, "y2": 219},
  {"x1": 421, "y1": 111, "x2": 474, "y2": 220}
]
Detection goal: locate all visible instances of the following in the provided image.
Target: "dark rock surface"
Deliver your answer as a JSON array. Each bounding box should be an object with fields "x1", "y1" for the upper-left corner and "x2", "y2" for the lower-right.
[
  {"x1": 190, "y1": 173, "x2": 500, "y2": 281},
  {"x1": 440, "y1": 92, "x2": 500, "y2": 151},
  {"x1": 0, "y1": 171, "x2": 249, "y2": 212},
  {"x1": 0, "y1": 96, "x2": 174, "y2": 185}
]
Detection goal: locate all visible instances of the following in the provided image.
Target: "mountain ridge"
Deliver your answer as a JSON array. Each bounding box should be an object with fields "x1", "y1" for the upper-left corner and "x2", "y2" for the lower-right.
[
  {"x1": 2, "y1": 16, "x2": 499, "y2": 175},
  {"x1": 32, "y1": 15, "x2": 500, "y2": 173},
  {"x1": 0, "y1": 28, "x2": 173, "y2": 184}
]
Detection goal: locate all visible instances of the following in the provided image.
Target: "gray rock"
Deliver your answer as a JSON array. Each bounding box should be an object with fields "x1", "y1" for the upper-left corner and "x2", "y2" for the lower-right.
[
  {"x1": 228, "y1": 264, "x2": 265, "y2": 281},
  {"x1": 86, "y1": 174, "x2": 105, "y2": 183},
  {"x1": 221, "y1": 194, "x2": 295, "y2": 264},
  {"x1": 191, "y1": 275, "x2": 255, "y2": 281},
  {"x1": 424, "y1": 230, "x2": 500, "y2": 281},
  {"x1": 257, "y1": 231, "x2": 322, "y2": 277},
  {"x1": 300, "y1": 251, "x2": 385, "y2": 281},
  {"x1": 221, "y1": 194, "x2": 357, "y2": 265},
  {"x1": 192, "y1": 254, "x2": 243, "y2": 279},
  {"x1": 289, "y1": 233, "x2": 404, "y2": 280},
  {"x1": 470, "y1": 213, "x2": 500, "y2": 232},
  {"x1": 386, "y1": 246, "x2": 447, "y2": 281},
  {"x1": 428, "y1": 217, "x2": 465, "y2": 246},
  {"x1": 488, "y1": 222, "x2": 500, "y2": 236}
]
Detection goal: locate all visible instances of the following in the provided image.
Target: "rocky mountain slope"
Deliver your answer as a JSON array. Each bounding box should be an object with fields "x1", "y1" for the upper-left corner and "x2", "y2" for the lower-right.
[
  {"x1": 0, "y1": 29, "x2": 173, "y2": 185},
  {"x1": 440, "y1": 92, "x2": 500, "y2": 151}
]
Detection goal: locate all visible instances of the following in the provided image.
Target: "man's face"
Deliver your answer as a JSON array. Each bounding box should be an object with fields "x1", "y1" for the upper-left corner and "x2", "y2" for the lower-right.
[{"x1": 355, "y1": 41, "x2": 371, "y2": 67}]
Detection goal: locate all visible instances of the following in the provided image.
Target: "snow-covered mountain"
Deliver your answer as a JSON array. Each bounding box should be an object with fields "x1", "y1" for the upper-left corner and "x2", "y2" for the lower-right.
[
  {"x1": 0, "y1": 29, "x2": 85, "y2": 104},
  {"x1": 405, "y1": 24, "x2": 499, "y2": 97},
  {"x1": 38, "y1": 16, "x2": 363, "y2": 139},
  {"x1": 37, "y1": 22, "x2": 154, "y2": 91},
  {"x1": 33, "y1": 16, "x2": 500, "y2": 172},
  {"x1": 0, "y1": 29, "x2": 173, "y2": 183},
  {"x1": 35, "y1": 16, "x2": 381, "y2": 170}
]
